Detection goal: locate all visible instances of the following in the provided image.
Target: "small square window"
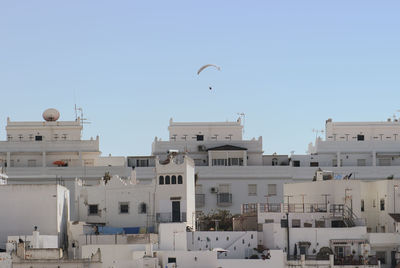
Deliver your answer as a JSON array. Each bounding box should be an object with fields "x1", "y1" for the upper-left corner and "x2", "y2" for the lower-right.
[
  {"x1": 35, "y1": 135, "x2": 42, "y2": 141},
  {"x1": 196, "y1": 135, "x2": 204, "y2": 141},
  {"x1": 88, "y1": 204, "x2": 99, "y2": 215},
  {"x1": 119, "y1": 202, "x2": 129, "y2": 214}
]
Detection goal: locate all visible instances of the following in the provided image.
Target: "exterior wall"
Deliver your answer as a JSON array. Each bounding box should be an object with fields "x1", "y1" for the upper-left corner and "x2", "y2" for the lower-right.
[
  {"x1": 187, "y1": 231, "x2": 257, "y2": 259},
  {"x1": 6, "y1": 119, "x2": 82, "y2": 141},
  {"x1": 81, "y1": 244, "x2": 146, "y2": 268},
  {"x1": 157, "y1": 250, "x2": 218, "y2": 268},
  {"x1": 167, "y1": 118, "x2": 243, "y2": 141},
  {"x1": 158, "y1": 223, "x2": 187, "y2": 251},
  {"x1": 155, "y1": 156, "x2": 196, "y2": 229},
  {"x1": 7, "y1": 235, "x2": 58, "y2": 249},
  {"x1": 262, "y1": 223, "x2": 367, "y2": 255},
  {"x1": 216, "y1": 250, "x2": 285, "y2": 268},
  {"x1": 76, "y1": 177, "x2": 154, "y2": 228},
  {"x1": 0, "y1": 185, "x2": 69, "y2": 249},
  {"x1": 325, "y1": 119, "x2": 400, "y2": 142}
]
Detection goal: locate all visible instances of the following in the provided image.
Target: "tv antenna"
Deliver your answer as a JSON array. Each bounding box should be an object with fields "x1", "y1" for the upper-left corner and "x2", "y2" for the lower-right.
[
  {"x1": 237, "y1": 112, "x2": 245, "y2": 136},
  {"x1": 312, "y1": 129, "x2": 324, "y2": 139},
  {"x1": 74, "y1": 104, "x2": 91, "y2": 129}
]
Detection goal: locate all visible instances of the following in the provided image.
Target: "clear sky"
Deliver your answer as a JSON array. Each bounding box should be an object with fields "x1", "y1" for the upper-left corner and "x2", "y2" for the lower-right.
[{"x1": 1, "y1": 1, "x2": 400, "y2": 156}]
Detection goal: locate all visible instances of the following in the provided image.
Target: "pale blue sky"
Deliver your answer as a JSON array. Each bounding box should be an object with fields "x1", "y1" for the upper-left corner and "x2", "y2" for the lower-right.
[{"x1": 1, "y1": 1, "x2": 400, "y2": 156}]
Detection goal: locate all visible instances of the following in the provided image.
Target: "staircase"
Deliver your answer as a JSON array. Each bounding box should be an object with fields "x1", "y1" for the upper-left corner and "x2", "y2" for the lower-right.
[{"x1": 329, "y1": 204, "x2": 357, "y2": 227}]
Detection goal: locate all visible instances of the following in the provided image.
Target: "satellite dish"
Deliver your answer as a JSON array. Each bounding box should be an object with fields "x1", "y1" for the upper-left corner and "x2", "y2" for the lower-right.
[{"x1": 42, "y1": 108, "x2": 60, "y2": 121}]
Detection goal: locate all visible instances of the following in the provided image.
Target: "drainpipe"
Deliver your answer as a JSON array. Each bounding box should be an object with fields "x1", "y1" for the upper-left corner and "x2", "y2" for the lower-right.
[{"x1": 286, "y1": 212, "x2": 290, "y2": 258}]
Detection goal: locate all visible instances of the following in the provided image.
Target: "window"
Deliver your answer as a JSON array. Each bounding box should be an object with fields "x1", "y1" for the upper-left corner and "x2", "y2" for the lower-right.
[
  {"x1": 280, "y1": 219, "x2": 288, "y2": 227},
  {"x1": 171, "y1": 175, "x2": 177, "y2": 184},
  {"x1": 35, "y1": 135, "x2": 42, "y2": 141},
  {"x1": 167, "y1": 257, "x2": 176, "y2": 264},
  {"x1": 380, "y1": 199, "x2": 385, "y2": 211},
  {"x1": 88, "y1": 204, "x2": 99, "y2": 215},
  {"x1": 195, "y1": 185, "x2": 203, "y2": 194},
  {"x1": 228, "y1": 158, "x2": 243, "y2": 166},
  {"x1": 29, "y1": 134, "x2": 34, "y2": 141},
  {"x1": 219, "y1": 184, "x2": 230, "y2": 193},
  {"x1": 292, "y1": 219, "x2": 301, "y2": 228},
  {"x1": 165, "y1": 175, "x2": 170, "y2": 184},
  {"x1": 268, "y1": 184, "x2": 277, "y2": 196},
  {"x1": 315, "y1": 220, "x2": 325, "y2": 228},
  {"x1": 293, "y1": 160, "x2": 300, "y2": 167},
  {"x1": 196, "y1": 135, "x2": 204, "y2": 141},
  {"x1": 379, "y1": 158, "x2": 391, "y2": 166},
  {"x1": 361, "y1": 199, "x2": 364, "y2": 212},
  {"x1": 136, "y1": 159, "x2": 149, "y2": 167},
  {"x1": 373, "y1": 199, "x2": 376, "y2": 208},
  {"x1": 61, "y1": 134, "x2": 67, "y2": 140},
  {"x1": 310, "y1": 162, "x2": 319, "y2": 167},
  {"x1": 334, "y1": 246, "x2": 345, "y2": 258},
  {"x1": 332, "y1": 159, "x2": 337, "y2": 167},
  {"x1": 376, "y1": 251, "x2": 386, "y2": 264},
  {"x1": 7, "y1": 135, "x2": 12, "y2": 141},
  {"x1": 18, "y1": 134, "x2": 23, "y2": 141},
  {"x1": 28, "y1": 160, "x2": 36, "y2": 167},
  {"x1": 53, "y1": 134, "x2": 58, "y2": 140},
  {"x1": 248, "y1": 184, "x2": 257, "y2": 196},
  {"x1": 139, "y1": 203, "x2": 147, "y2": 214},
  {"x1": 357, "y1": 134, "x2": 365, "y2": 141},
  {"x1": 272, "y1": 158, "x2": 278, "y2": 166},
  {"x1": 357, "y1": 159, "x2": 366, "y2": 166},
  {"x1": 212, "y1": 159, "x2": 227, "y2": 166},
  {"x1": 119, "y1": 202, "x2": 129, "y2": 214},
  {"x1": 159, "y1": 176, "x2": 164, "y2": 185},
  {"x1": 178, "y1": 175, "x2": 183, "y2": 184}
]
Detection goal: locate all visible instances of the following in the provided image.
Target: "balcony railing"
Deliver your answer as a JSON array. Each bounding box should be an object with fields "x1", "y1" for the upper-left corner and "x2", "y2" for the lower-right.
[
  {"x1": 258, "y1": 203, "x2": 327, "y2": 213},
  {"x1": 217, "y1": 193, "x2": 232, "y2": 206},
  {"x1": 242, "y1": 203, "x2": 257, "y2": 214},
  {"x1": 156, "y1": 212, "x2": 187, "y2": 223},
  {"x1": 259, "y1": 203, "x2": 282, "y2": 213},
  {"x1": 196, "y1": 194, "x2": 205, "y2": 208}
]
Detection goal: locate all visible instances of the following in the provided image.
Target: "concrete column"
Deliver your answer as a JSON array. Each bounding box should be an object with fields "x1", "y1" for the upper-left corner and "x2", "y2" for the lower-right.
[
  {"x1": 42, "y1": 152, "x2": 46, "y2": 167},
  {"x1": 243, "y1": 151, "x2": 247, "y2": 166},
  {"x1": 208, "y1": 151, "x2": 212, "y2": 167},
  {"x1": 6, "y1": 152, "x2": 10, "y2": 167},
  {"x1": 372, "y1": 151, "x2": 376, "y2": 166},
  {"x1": 336, "y1": 152, "x2": 341, "y2": 167}
]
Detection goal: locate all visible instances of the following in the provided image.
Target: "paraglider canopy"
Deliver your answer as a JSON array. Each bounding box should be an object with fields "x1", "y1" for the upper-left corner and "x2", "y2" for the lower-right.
[{"x1": 197, "y1": 64, "x2": 221, "y2": 75}]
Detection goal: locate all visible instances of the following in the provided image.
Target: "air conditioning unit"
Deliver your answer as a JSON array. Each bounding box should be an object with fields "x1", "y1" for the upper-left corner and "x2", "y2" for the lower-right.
[{"x1": 210, "y1": 187, "x2": 218, "y2": 193}]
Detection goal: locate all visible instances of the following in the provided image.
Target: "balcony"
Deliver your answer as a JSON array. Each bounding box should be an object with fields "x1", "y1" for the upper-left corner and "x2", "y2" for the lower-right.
[
  {"x1": 156, "y1": 212, "x2": 187, "y2": 223},
  {"x1": 259, "y1": 203, "x2": 282, "y2": 213},
  {"x1": 195, "y1": 194, "x2": 205, "y2": 208},
  {"x1": 217, "y1": 193, "x2": 232, "y2": 206},
  {"x1": 241, "y1": 203, "x2": 257, "y2": 214}
]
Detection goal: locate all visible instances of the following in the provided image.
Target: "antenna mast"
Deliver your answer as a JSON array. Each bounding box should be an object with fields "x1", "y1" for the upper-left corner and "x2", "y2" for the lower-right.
[
  {"x1": 74, "y1": 105, "x2": 91, "y2": 136},
  {"x1": 237, "y1": 112, "x2": 245, "y2": 136}
]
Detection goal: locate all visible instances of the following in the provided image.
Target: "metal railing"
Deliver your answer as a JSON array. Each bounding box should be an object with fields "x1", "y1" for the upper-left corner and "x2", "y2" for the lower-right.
[
  {"x1": 259, "y1": 203, "x2": 282, "y2": 212},
  {"x1": 241, "y1": 203, "x2": 257, "y2": 214},
  {"x1": 258, "y1": 203, "x2": 327, "y2": 213},
  {"x1": 217, "y1": 193, "x2": 232, "y2": 206},
  {"x1": 195, "y1": 194, "x2": 205, "y2": 208},
  {"x1": 156, "y1": 212, "x2": 187, "y2": 223}
]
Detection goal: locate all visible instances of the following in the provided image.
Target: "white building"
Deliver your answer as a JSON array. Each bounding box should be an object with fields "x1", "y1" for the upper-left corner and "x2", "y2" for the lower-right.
[
  {"x1": 75, "y1": 154, "x2": 196, "y2": 231},
  {"x1": 243, "y1": 177, "x2": 400, "y2": 267},
  {"x1": 0, "y1": 184, "x2": 69, "y2": 250},
  {"x1": 293, "y1": 118, "x2": 400, "y2": 168},
  {"x1": 0, "y1": 108, "x2": 132, "y2": 220}
]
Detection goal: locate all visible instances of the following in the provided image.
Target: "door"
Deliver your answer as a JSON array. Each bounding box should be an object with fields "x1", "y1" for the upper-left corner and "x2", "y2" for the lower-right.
[{"x1": 172, "y1": 201, "x2": 181, "y2": 222}]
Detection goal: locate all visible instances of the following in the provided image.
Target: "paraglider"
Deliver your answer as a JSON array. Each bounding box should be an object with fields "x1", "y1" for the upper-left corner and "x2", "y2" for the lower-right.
[
  {"x1": 197, "y1": 64, "x2": 221, "y2": 91},
  {"x1": 197, "y1": 64, "x2": 221, "y2": 75}
]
